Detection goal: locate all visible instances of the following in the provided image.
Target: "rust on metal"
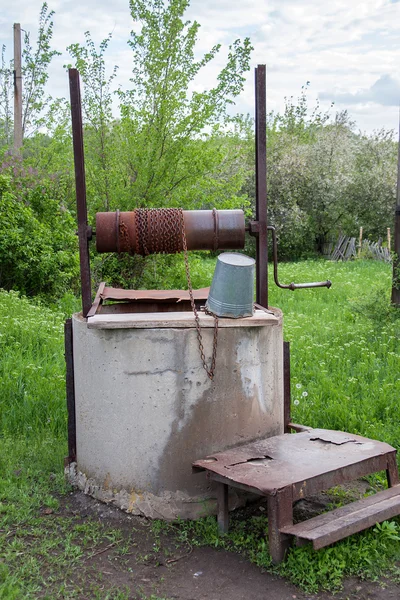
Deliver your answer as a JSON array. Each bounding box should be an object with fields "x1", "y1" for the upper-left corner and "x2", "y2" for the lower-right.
[
  {"x1": 64, "y1": 318, "x2": 76, "y2": 464},
  {"x1": 193, "y1": 429, "x2": 397, "y2": 499},
  {"x1": 194, "y1": 428, "x2": 400, "y2": 563},
  {"x1": 100, "y1": 286, "x2": 210, "y2": 303},
  {"x1": 88, "y1": 285, "x2": 209, "y2": 316},
  {"x1": 283, "y1": 341, "x2": 291, "y2": 433},
  {"x1": 96, "y1": 209, "x2": 245, "y2": 255},
  {"x1": 267, "y1": 487, "x2": 293, "y2": 563},
  {"x1": 268, "y1": 226, "x2": 332, "y2": 290},
  {"x1": 69, "y1": 69, "x2": 92, "y2": 318},
  {"x1": 86, "y1": 282, "x2": 106, "y2": 318},
  {"x1": 254, "y1": 65, "x2": 268, "y2": 308},
  {"x1": 216, "y1": 482, "x2": 229, "y2": 534}
]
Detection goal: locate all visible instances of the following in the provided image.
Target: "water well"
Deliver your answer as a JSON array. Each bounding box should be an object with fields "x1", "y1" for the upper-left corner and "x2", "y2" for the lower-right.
[{"x1": 65, "y1": 66, "x2": 331, "y2": 521}]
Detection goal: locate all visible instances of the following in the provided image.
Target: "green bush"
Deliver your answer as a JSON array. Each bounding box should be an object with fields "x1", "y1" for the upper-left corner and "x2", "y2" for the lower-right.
[{"x1": 0, "y1": 173, "x2": 79, "y2": 299}]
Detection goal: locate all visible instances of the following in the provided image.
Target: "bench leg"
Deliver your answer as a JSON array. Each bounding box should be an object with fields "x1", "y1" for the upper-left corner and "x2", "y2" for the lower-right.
[
  {"x1": 216, "y1": 481, "x2": 229, "y2": 534},
  {"x1": 267, "y1": 488, "x2": 293, "y2": 564},
  {"x1": 387, "y1": 452, "x2": 399, "y2": 488}
]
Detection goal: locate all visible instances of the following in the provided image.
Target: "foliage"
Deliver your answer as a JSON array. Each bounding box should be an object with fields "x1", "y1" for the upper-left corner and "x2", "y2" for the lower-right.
[
  {"x1": 0, "y1": 436, "x2": 132, "y2": 598},
  {"x1": 66, "y1": 31, "x2": 118, "y2": 212},
  {"x1": 21, "y1": 3, "x2": 61, "y2": 137},
  {"x1": 1, "y1": 261, "x2": 400, "y2": 594},
  {"x1": 0, "y1": 3, "x2": 62, "y2": 146},
  {"x1": 270, "y1": 260, "x2": 399, "y2": 447},
  {"x1": 259, "y1": 87, "x2": 398, "y2": 258},
  {"x1": 113, "y1": 0, "x2": 252, "y2": 211},
  {"x1": 0, "y1": 290, "x2": 66, "y2": 436},
  {"x1": 63, "y1": 0, "x2": 253, "y2": 219},
  {"x1": 0, "y1": 45, "x2": 13, "y2": 147},
  {"x1": 64, "y1": 0, "x2": 253, "y2": 287},
  {"x1": 0, "y1": 2, "x2": 398, "y2": 295},
  {"x1": 0, "y1": 170, "x2": 79, "y2": 299}
]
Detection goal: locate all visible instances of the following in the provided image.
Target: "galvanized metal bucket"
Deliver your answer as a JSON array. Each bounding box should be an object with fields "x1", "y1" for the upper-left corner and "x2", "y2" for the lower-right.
[{"x1": 206, "y1": 253, "x2": 255, "y2": 318}]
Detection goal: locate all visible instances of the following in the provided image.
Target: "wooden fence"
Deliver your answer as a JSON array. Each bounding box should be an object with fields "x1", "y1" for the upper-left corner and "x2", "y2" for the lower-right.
[{"x1": 328, "y1": 236, "x2": 392, "y2": 263}]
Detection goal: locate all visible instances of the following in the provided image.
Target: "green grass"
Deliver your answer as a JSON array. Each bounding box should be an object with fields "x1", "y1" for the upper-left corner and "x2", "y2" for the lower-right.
[
  {"x1": 268, "y1": 260, "x2": 400, "y2": 449},
  {"x1": 0, "y1": 291, "x2": 67, "y2": 437},
  {"x1": 0, "y1": 259, "x2": 399, "y2": 596}
]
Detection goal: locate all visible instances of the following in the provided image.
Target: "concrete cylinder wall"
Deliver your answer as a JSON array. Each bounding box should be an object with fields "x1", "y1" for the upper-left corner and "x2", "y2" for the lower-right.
[{"x1": 69, "y1": 310, "x2": 284, "y2": 519}]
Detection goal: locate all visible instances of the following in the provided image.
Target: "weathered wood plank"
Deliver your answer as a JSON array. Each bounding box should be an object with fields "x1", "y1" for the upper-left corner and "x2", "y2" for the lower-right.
[
  {"x1": 87, "y1": 309, "x2": 281, "y2": 329},
  {"x1": 281, "y1": 485, "x2": 400, "y2": 550}
]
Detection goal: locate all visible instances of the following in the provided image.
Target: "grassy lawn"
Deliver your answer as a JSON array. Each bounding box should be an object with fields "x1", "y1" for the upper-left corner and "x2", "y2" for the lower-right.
[{"x1": 0, "y1": 259, "x2": 399, "y2": 597}]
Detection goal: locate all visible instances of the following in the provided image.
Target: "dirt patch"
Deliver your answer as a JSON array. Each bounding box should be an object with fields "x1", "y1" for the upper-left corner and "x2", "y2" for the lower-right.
[{"x1": 55, "y1": 489, "x2": 400, "y2": 600}]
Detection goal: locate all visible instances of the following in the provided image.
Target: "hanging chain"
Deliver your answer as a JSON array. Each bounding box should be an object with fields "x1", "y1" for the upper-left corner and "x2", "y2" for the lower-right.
[
  {"x1": 134, "y1": 208, "x2": 219, "y2": 380},
  {"x1": 178, "y1": 209, "x2": 219, "y2": 381}
]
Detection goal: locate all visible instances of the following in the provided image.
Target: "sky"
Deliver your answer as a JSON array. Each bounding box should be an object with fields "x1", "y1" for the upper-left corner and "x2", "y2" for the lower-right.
[{"x1": 1, "y1": 0, "x2": 400, "y2": 136}]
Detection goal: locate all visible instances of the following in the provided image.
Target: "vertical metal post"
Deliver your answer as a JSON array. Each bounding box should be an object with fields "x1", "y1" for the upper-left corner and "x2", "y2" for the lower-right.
[
  {"x1": 255, "y1": 65, "x2": 268, "y2": 308},
  {"x1": 69, "y1": 68, "x2": 92, "y2": 317},
  {"x1": 216, "y1": 482, "x2": 229, "y2": 533},
  {"x1": 267, "y1": 487, "x2": 293, "y2": 564},
  {"x1": 64, "y1": 319, "x2": 76, "y2": 464},
  {"x1": 13, "y1": 23, "x2": 23, "y2": 153},
  {"x1": 283, "y1": 341, "x2": 291, "y2": 433},
  {"x1": 392, "y1": 113, "x2": 400, "y2": 306}
]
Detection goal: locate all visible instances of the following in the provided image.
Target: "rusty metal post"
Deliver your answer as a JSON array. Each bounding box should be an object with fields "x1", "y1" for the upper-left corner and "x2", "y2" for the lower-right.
[
  {"x1": 64, "y1": 319, "x2": 76, "y2": 464},
  {"x1": 267, "y1": 487, "x2": 293, "y2": 564},
  {"x1": 69, "y1": 68, "x2": 92, "y2": 317},
  {"x1": 255, "y1": 65, "x2": 268, "y2": 308},
  {"x1": 216, "y1": 481, "x2": 229, "y2": 533},
  {"x1": 386, "y1": 452, "x2": 400, "y2": 488},
  {"x1": 392, "y1": 113, "x2": 400, "y2": 305},
  {"x1": 283, "y1": 341, "x2": 291, "y2": 434}
]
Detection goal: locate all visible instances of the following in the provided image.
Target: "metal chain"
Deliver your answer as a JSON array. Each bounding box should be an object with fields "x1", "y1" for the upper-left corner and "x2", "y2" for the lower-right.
[
  {"x1": 134, "y1": 208, "x2": 219, "y2": 380},
  {"x1": 135, "y1": 208, "x2": 183, "y2": 255},
  {"x1": 178, "y1": 209, "x2": 219, "y2": 381}
]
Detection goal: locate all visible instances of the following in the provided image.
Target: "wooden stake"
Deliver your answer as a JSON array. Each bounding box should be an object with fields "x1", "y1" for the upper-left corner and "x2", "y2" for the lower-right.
[
  {"x1": 13, "y1": 23, "x2": 23, "y2": 153},
  {"x1": 358, "y1": 226, "x2": 363, "y2": 258},
  {"x1": 388, "y1": 228, "x2": 391, "y2": 253}
]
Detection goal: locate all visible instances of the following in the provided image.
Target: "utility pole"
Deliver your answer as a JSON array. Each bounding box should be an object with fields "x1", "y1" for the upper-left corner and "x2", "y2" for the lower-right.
[
  {"x1": 391, "y1": 113, "x2": 400, "y2": 305},
  {"x1": 13, "y1": 23, "x2": 23, "y2": 153}
]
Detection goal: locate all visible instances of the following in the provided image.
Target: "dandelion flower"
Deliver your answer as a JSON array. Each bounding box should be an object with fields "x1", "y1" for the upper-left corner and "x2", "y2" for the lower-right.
[
  {"x1": 302, "y1": 391, "x2": 308, "y2": 398},
  {"x1": 296, "y1": 383, "x2": 302, "y2": 389},
  {"x1": 294, "y1": 399, "x2": 300, "y2": 406}
]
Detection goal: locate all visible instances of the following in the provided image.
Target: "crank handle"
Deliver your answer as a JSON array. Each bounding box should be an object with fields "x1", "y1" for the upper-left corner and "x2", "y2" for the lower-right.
[{"x1": 267, "y1": 226, "x2": 332, "y2": 291}]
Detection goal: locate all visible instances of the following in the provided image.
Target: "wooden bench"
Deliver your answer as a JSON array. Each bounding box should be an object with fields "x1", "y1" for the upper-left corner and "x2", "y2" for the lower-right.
[{"x1": 193, "y1": 427, "x2": 400, "y2": 563}]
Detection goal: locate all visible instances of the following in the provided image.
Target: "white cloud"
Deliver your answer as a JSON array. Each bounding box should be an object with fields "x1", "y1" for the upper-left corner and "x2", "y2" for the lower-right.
[
  {"x1": 320, "y1": 74, "x2": 400, "y2": 106},
  {"x1": 1, "y1": 0, "x2": 400, "y2": 134}
]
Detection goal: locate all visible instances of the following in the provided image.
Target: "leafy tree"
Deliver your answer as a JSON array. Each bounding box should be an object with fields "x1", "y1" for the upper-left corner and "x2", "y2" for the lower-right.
[
  {"x1": 0, "y1": 2, "x2": 61, "y2": 148},
  {"x1": 65, "y1": 0, "x2": 252, "y2": 216},
  {"x1": 114, "y1": 0, "x2": 252, "y2": 210},
  {"x1": 258, "y1": 88, "x2": 397, "y2": 258},
  {"x1": 21, "y1": 3, "x2": 61, "y2": 137},
  {"x1": 66, "y1": 32, "x2": 118, "y2": 211}
]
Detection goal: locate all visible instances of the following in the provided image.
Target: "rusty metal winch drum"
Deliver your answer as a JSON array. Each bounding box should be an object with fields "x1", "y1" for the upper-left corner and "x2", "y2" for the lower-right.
[{"x1": 206, "y1": 253, "x2": 255, "y2": 318}]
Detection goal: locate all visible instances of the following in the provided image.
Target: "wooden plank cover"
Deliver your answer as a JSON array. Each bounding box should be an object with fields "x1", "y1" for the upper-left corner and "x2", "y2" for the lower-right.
[
  {"x1": 280, "y1": 485, "x2": 400, "y2": 550},
  {"x1": 87, "y1": 309, "x2": 280, "y2": 329}
]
